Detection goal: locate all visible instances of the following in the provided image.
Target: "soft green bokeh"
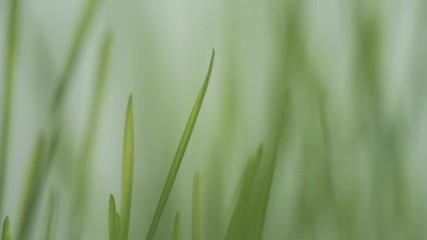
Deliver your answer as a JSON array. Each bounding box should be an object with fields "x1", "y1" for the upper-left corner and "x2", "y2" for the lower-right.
[{"x1": 1, "y1": 0, "x2": 427, "y2": 239}]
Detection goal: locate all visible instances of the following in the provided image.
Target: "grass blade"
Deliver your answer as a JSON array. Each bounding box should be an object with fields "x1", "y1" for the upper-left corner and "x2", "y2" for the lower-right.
[
  {"x1": 109, "y1": 194, "x2": 117, "y2": 240},
  {"x1": 42, "y1": 190, "x2": 58, "y2": 240},
  {"x1": 0, "y1": 0, "x2": 21, "y2": 213},
  {"x1": 252, "y1": 144, "x2": 279, "y2": 240},
  {"x1": 225, "y1": 145, "x2": 263, "y2": 240},
  {"x1": 17, "y1": 136, "x2": 45, "y2": 240},
  {"x1": 146, "y1": 49, "x2": 215, "y2": 240},
  {"x1": 172, "y1": 212, "x2": 181, "y2": 240},
  {"x1": 2, "y1": 216, "x2": 10, "y2": 240},
  {"x1": 120, "y1": 95, "x2": 134, "y2": 240},
  {"x1": 116, "y1": 213, "x2": 120, "y2": 240},
  {"x1": 192, "y1": 173, "x2": 201, "y2": 240},
  {"x1": 51, "y1": 0, "x2": 100, "y2": 113}
]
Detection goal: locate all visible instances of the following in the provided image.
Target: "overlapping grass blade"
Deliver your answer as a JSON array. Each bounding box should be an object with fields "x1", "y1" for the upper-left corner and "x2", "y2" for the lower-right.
[
  {"x1": 0, "y1": 0, "x2": 22, "y2": 213},
  {"x1": 17, "y1": 136, "x2": 45, "y2": 240},
  {"x1": 192, "y1": 173, "x2": 201, "y2": 240},
  {"x1": 51, "y1": 0, "x2": 100, "y2": 113},
  {"x1": 146, "y1": 49, "x2": 215, "y2": 240},
  {"x1": 225, "y1": 145, "x2": 263, "y2": 240},
  {"x1": 109, "y1": 194, "x2": 117, "y2": 240},
  {"x1": 120, "y1": 95, "x2": 134, "y2": 240},
  {"x1": 2, "y1": 216, "x2": 10, "y2": 240},
  {"x1": 252, "y1": 143, "x2": 279, "y2": 240},
  {"x1": 42, "y1": 190, "x2": 58, "y2": 240},
  {"x1": 172, "y1": 212, "x2": 181, "y2": 240}
]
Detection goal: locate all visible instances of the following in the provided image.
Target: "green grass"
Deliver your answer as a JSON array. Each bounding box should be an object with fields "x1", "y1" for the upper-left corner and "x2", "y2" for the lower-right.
[
  {"x1": 1, "y1": 0, "x2": 426, "y2": 239},
  {"x1": 0, "y1": 0, "x2": 21, "y2": 214},
  {"x1": 120, "y1": 95, "x2": 135, "y2": 240},
  {"x1": 145, "y1": 49, "x2": 215, "y2": 240},
  {"x1": 172, "y1": 212, "x2": 181, "y2": 240},
  {"x1": 2, "y1": 216, "x2": 10, "y2": 240}
]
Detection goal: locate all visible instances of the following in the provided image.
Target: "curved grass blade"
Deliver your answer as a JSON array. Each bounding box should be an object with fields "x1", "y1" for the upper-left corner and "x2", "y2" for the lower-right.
[
  {"x1": 42, "y1": 190, "x2": 58, "y2": 240},
  {"x1": 120, "y1": 95, "x2": 134, "y2": 240},
  {"x1": 17, "y1": 136, "x2": 45, "y2": 240},
  {"x1": 2, "y1": 216, "x2": 10, "y2": 240},
  {"x1": 192, "y1": 173, "x2": 201, "y2": 240},
  {"x1": 172, "y1": 212, "x2": 181, "y2": 240},
  {"x1": 0, "y1": 0, "x2": 22, "y2": 213},
  {"x1": 109, "y1": 194, "x2": 117, "y2": 240},
  {"x1": 51, "y1": 0, "x2": 100, "y2": 113},
  {"x1": 146, "y1": 49, "x2": 215, "y2": 240}
]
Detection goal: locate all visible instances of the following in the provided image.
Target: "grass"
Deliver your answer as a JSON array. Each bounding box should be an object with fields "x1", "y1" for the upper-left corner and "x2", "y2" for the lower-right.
[
  {"x1": 0, "y1": 0, "x2": 21, "y2": 214},
  {"x1": 120, "y1": 95, "x2": 134, "y2": 240},
  {"x1": 2, "y1": 216, "x2": 10, "y2": 240},
  {"x1": 1, "y1": 0, "x2": 426, "y2": 239},
  {"x1": 172, "y1": 212, "x2": 181, "y2": 240},
  {"x1": 145, "y1": 48, "x2": 215, "y2": 240}
]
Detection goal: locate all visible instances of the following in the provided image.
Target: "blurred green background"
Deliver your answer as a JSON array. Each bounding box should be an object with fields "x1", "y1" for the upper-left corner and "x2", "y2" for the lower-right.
[{"x1": 1, "y1": 0, "x2": 427, "y2": 239}]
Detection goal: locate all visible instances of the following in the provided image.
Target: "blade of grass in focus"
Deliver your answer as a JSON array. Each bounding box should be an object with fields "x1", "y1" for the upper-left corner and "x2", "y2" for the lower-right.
[
  {"x1": 120, "y1": 95, "x2": 134, "y2": 240},
  {"x1": 109, "y1": 194, "x2": 117, "y2": 240},
  {"x1": 192, "y1": 173, "x2": 201, "y2": 240},
  {"x1": 42, "y1": 190, "x2": 58, "y2": 240},
  {"x1": 2, "y1": 216, "x2": 10, "y2": 240},
  {"x1": 17, "y1": 136, "x2": 45, "y2": 240},
  {"x1": 0, "y1": 0, "x2": 21, "y2": 213},
  {"x1": 146, "y1": 49, "x2": 215, "y2": 240},
  {"x1": 51, "y1": 0, "x2": 100, "y2": 113},
  {"x1": 172, "y1": 212, "x2": 181, "y2": 240}
]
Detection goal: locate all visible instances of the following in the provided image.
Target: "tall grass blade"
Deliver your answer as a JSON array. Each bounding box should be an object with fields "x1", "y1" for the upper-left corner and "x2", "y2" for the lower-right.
[
  {"x1": 17, "y1": 136, "x2": 45, "y2": 240},
  {"x1": 172, "y1": 212, "x2": 181, "y2": 240},
  {"x1": 146, "y1": 49, "x2": 215, "y2": 240},
  {"x1": 120, "y1": 95, "x2": 134, "y2": 240},
  {"x1": 116, "y1": 213, "x2": 120, "y2": 240},
  {"x1": 42, "y1": 190, "x2": 58, "y2": 240},
  {"x1": 192, "y1": 173, "x2": 201, "y2": 240},
  {"x1": 252, "y1": 144, "x2": 279, "y2": 240},
  {"x1": 2, "y1": 216, "x2": 10, "y2": 240},
  {"x1": 109, "y1": 195, "x2": 117, "y2": 240},
  {"x1": 109, "y1": 194, "x2": 117, "y2": 240},
  {"x1": 51, "y1": 0, "x2": 100, "y2": 113},
  {"x1": 0, "y1": 0, "x2": 21, "y2": 213},
  {"x1": 225, "y1": 145, "x2": 263, "y2": 240}
]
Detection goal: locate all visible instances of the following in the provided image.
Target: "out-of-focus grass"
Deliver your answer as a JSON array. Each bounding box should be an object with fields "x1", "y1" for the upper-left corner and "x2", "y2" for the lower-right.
[{"x1": 1, "y1": 0, "x2": 427, "y2": 239}]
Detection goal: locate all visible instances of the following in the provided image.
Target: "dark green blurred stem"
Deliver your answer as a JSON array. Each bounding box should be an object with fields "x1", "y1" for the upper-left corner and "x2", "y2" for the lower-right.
[
  {"x1": 0, "y1": 0, "x2": 21, "y2": 215},
  {"x1": 17, "y1": 136, "x2": 45, "y2": 240},
  {"x1": 51, "y1": 0, "x2": 100, "y2": 114}
]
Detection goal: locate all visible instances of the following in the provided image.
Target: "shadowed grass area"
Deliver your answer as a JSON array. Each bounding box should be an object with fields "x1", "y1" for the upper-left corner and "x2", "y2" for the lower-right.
[{"x1": 146, "y1": 49, "x2": 215, "y2": 240}]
